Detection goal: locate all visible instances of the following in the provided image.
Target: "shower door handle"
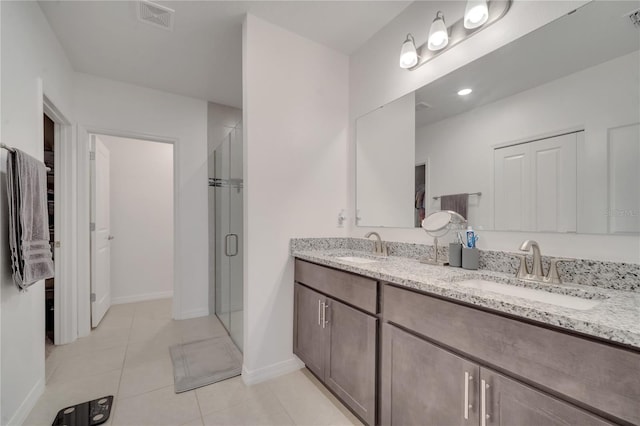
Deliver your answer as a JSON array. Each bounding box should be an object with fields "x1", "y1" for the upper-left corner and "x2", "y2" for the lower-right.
[{"x1": 225, "y1": 234, "x2": 239, "y2": 257}]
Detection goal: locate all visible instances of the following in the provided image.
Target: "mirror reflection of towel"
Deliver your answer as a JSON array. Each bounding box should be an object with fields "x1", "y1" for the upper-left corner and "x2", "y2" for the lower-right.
[
  {"x1": 441, "y1": 193, "x2": 469, "y2": 220},
  {"x1": 6, "y1": 149, "x2": 55, "y2": 290}
]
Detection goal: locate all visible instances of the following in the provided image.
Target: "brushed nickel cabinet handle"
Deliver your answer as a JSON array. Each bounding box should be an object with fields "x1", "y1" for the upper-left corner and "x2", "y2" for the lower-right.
[
  {"x1": 318, "y1": 300, "x2": 322, "y2": 326},
  {"x1": 481, "y1": 379, "x2": 490, "y2": 426},
  {"x1": 464, "y1": 371, "x2": 471, "y2": 420},
  {"x1": 322, "y1": 303, "x2": 329, "y2": 328}
]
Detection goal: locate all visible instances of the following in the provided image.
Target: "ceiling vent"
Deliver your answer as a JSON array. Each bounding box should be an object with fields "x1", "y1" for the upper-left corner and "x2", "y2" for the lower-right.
[
  {"x1": 416, "y1": 102, "x2": 432, "y2": 111},
  {"x1": 629, "y1": 9, "x2": 640, "y2": 28},
  {"x1": 137, "y1": 1, "x2": 175, "y2": 31}
]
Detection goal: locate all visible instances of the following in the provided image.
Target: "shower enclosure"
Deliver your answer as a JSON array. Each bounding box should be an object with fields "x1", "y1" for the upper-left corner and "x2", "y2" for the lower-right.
[{"x1": 210, "y1": 122, "x2": 243, "y2": 351}]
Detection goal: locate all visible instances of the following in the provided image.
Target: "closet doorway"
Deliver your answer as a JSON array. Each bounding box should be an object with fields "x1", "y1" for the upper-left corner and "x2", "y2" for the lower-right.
[
  {"x1": 43, "y1": 114, "x2": 55, "y2": 351},
  {"x1": 415, "y1": 161, "x2": 428, "y2": 228},
  {"x1": 41, "y1": 94, "x2": 74, "y2": 347},
  {"x1": 89, "y1": 135, "x2": 174, "y2": 327}
]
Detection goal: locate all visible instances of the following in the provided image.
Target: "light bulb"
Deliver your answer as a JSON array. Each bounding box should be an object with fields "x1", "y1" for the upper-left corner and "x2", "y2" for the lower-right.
[
  {"x1": 399, "y1": 34, "x2": 418, "y2": 69},
  {"x1": 464, "y1": 0, "x2": 489, "y2": 29},
  {"x1": 457, "y1": 88, "x2": 473, "y2": 96},
  {"x1": 428, "y1": 12, "x2": 449, "y2": 51}
]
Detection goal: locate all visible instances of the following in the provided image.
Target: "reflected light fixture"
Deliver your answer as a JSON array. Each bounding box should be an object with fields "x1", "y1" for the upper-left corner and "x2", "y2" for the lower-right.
[
  {"x1": 464, "y1": 0, "x2": 489, "y2": 29},
  {"x1": 457, "y1": 88, "x2": 473, "y2": 96},
  {"x1": 427, "y1": 11, "x2": 449, "y2": 51},
  {"x1": 399, "y1": 34, "x2": 418, "y2": 69}
]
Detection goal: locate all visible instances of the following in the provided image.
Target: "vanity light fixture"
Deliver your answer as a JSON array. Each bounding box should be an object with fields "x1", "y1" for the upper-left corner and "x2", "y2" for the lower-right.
[
  {"x1": 399, "y1": 0, "x2": 512, "y2": 71},
  {"x1": 399, "y1": 34, "x2": 419, "y2": 69},
  {"x1": 464, "y1": 0, "x2": 489, "y2": 29},
  {"x1": 458, "y1": 88, "x2": 473, "y2": 96},
  {"x1": 427, "y1": 11, "x2": 449, "y2": 51}
]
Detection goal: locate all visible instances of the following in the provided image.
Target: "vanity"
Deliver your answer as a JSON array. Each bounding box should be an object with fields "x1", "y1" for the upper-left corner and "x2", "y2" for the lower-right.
[
  {"x1": 293, "y1": 1, "x2": 640, "y2": 424},
  {"x1": 292, "y1": 246, "x2": 640, "y2": 426}
]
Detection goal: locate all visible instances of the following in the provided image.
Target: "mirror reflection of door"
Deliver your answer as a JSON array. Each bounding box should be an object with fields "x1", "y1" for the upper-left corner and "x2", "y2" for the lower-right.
[
  {"x1": 494, "y1": 132, "x2": 578, "y2": 233},
  {"x1": 415, "y1": 163, "x2": 426, "y2": 227}
]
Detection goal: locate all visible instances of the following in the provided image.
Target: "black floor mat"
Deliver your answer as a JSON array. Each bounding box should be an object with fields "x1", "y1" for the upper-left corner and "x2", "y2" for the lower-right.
[{"x1": 52, "y1": 395, "x2": 113, "y2": 426}]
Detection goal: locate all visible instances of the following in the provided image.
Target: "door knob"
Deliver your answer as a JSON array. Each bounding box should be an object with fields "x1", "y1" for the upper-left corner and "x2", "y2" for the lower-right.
[{"x1": 108, "y1": 235, "x2": 115, "y2": 240}]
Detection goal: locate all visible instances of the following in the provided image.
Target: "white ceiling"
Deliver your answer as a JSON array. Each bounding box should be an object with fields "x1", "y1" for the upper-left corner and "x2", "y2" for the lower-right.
[{"x1": 39, "y1": 0, "x2": 411, "y2": 108}]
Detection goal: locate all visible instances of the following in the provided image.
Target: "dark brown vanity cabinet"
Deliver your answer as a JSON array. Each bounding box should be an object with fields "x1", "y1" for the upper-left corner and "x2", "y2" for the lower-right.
[
  {"x1": 382, "y1": 284, "x2": 638, "y2": 426},
  {"x1": 381, "y1": 323, "x2": 614, "y2": 426},
  {"x1": 294, "y1": 260, "x2": 640, "y2": 426},
  {"x1": 293, "y1": 283, "x2": 326, "y2": 378},
  {"x1": 381, "y1": 323, "x2": 480, "y2": 426},
  {"x1": 294, "y1": 260, "x2": 377, "y2": 425},
  {"x1": 482, "y1": 369, "x2": 613, "y2": 426}
]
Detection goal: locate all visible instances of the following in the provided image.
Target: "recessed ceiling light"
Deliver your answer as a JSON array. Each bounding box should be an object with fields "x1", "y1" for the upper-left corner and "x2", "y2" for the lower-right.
[{"x1": 458, "y1": 88, "x2": 473, "y2": 96}]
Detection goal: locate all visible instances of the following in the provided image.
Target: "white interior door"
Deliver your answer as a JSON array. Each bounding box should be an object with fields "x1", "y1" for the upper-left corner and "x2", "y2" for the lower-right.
[
  {"x1": 494, "y1": 143, "x2": 531, "y2": 231},
  {"x1": 531, "y1": 133, "x2": 577, "y2": 233},
  {"x1": 91, "y1": 136, "x2": 112, "y2": 327},
  {"x1": 494, "y1": 132, "x2": 579, "y2": 232}
]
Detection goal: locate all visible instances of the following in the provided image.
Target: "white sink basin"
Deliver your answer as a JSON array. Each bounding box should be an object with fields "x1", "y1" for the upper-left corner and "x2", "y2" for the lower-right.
[
  {"x1": 456, "y1": 279, "x2": 602, "y2": 311},
  {"x1": 335, "y1": 256, "x2": 380, "y2": 264}
]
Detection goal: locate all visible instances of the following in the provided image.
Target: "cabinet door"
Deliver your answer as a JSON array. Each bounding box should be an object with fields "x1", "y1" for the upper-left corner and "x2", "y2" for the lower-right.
[
  {"x1": 480, "y1": 368, "x2": 613, "y2": 426},
  {"x1": 381, "y1": 323, "x2": 480, "y2": 426},
  {"x1": 293, "y1": 283, "x2": 326, "y2": 378},
  {"x1": 324, "y1": 298, "x2": 377, "y2": 425}
]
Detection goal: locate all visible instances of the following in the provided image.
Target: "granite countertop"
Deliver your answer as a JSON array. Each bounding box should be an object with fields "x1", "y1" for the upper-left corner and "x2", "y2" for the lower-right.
[{"x1": 292, "y1": 248, "x2": 640, "y2": 350}]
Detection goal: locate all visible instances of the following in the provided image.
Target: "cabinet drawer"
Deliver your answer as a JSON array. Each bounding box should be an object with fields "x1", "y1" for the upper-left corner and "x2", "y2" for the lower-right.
[
  {"x1": 295, "y1": 259, "x2": 377, "y2": 314},
  {"x1": 383, "y1": 284, "x2": 640, "y2": 425}
]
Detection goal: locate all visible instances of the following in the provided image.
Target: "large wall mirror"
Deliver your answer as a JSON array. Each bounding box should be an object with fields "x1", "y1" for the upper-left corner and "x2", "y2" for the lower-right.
[{"x1": 356, "y1": 0, "x2": 640, "y2": 234}]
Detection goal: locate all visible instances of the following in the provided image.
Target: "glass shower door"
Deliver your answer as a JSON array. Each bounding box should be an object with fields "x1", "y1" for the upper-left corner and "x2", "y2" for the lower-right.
[{"x1": 213, "y1": 122, "x2": 243, "y2": 351}]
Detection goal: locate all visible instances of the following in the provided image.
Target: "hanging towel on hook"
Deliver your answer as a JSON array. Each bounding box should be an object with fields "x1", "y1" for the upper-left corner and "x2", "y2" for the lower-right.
[{"x1": 6, "y1": 149, "x2": 54, "y2": 290}]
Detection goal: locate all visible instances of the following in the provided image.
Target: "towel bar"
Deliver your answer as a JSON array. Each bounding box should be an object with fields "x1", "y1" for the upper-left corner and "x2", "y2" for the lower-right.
[
  {"x1": 433, "y1": 192, "x2": 482, "y2": 200},
  {"x1": 1, "y1": 143, "x2": 52, "y2": 172}
]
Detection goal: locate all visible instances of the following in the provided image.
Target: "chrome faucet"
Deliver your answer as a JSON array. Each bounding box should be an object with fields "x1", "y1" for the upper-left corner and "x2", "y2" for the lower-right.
[
  {"x1": 364, "y1": 232, "x2": 388, "y2": 256},
  {"x1": 516, "y1": 240, "x2": 574, "y2": 283}
]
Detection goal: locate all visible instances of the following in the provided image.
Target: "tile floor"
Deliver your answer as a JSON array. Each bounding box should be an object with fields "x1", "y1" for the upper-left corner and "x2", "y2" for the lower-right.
[{"x1": 24, "y1": 298, "x2": 362, "y2": 426}]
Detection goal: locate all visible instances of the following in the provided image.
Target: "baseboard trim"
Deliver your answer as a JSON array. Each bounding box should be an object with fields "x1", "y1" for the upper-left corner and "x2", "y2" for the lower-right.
[
  {"x1": 111, "y1": 291, "x2": 173, "y2": 305},
  {"x1": 6, "y1": 377, "x2": 45, "y2": 426},
  {"x1": 175, "y1": 307, "x2": 210, "y2": 320},
  {"x1": 241, "y1": 356, "x2": 305, "y2": 386}
]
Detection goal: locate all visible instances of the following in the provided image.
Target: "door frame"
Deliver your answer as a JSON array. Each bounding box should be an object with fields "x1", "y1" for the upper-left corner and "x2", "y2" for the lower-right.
[
  {"x1": 415, "y1": 156, "x2": 430, "y2": 220},
  {"x1": 42, "y1": 93, "x2": 75, "y2": 345},
  {"x1": 76, "y1": 126, "x2": 178, "y2": 336}
]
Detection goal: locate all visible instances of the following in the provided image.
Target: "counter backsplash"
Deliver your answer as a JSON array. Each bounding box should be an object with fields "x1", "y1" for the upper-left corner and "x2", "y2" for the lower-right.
[{"x1": 290, "y1": 238, "x2": 639, "y2": 292}]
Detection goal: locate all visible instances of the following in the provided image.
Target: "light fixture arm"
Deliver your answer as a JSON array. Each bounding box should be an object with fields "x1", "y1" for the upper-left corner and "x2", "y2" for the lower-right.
[{"x1": 406, "y1": 0, "x2": 512, "y2": 71}]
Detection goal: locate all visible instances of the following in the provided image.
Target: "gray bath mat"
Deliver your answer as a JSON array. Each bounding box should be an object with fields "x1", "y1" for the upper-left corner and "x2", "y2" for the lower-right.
[{"x1": 169, "y1": 336, "x2": 242, "y2": 393}]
